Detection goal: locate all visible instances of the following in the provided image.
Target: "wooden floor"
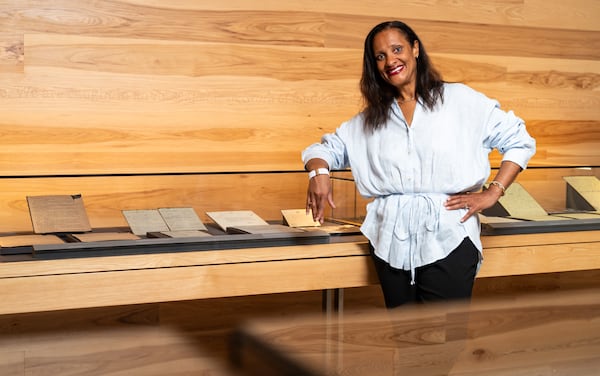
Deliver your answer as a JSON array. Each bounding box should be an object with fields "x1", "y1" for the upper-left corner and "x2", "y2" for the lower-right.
[{"x1": 1, "y1": 269, "x2": 599, "y2": 376}]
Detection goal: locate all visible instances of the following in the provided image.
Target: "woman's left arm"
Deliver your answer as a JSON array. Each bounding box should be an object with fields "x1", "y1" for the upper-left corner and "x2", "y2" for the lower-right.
[{"x1": 445, "y1": 103, "x2": 536, "y2": 222}]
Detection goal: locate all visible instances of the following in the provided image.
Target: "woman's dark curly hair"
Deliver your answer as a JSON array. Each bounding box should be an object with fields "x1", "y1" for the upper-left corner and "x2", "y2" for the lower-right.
[{"x1": 360, "y1": 21, "x2": 444, "y2": 132}]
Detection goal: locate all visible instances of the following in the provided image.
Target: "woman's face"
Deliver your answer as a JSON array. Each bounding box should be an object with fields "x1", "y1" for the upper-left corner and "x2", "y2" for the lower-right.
[{"x1": 372, "y1": 28, "x2": 419, "y2": 90}]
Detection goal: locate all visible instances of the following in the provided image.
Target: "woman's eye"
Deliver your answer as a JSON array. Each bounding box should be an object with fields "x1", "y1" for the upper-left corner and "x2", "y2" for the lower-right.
[
  {"x1": 393, "y1": 47, "x2": 402, "y2": 53},
  {"x1": 375, "y1": 54, "x2": 384, "y2": 61}
]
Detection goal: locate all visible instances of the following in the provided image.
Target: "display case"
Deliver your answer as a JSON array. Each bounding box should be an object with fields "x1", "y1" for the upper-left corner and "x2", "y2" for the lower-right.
[
  {"x1": 0, "y1": 171, "x2": 361, "y2": 260},
  {"x1": 1, "y1": 167, "x2": 599, "y2": 262},
  {"x1": 329, "y1": 166, "x2": 600, "y2": 235}
]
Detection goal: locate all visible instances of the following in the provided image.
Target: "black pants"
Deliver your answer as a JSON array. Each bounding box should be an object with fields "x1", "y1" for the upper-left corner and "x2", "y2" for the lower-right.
[{"x1": 371, "y1": 237, "x2": 479, "y2": 308}]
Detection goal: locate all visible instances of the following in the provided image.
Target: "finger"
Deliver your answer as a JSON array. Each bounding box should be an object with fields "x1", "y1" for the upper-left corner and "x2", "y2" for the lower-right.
[
  {"x1": 444, "y1": 196, "x2": 463, "y2": 208},
  {"x1": 306, "y1": 195, "x2": 313, "y2": 214},
  {"x1": 308, "y1": 202, "x2": 319, "y2": 221},
  {"x1": 314, "y1": 205, "x2": 325, "y2": 223},
  {"x1": 317, "y1": 195, "x2": 330, "y2": 223},
  {"x1": 327, "y1": 192, "x2": 336, "y2": 209},
  {"x1": 445, "y1": 198, "x2": 468, "y2": 210},
  {"x1": 460, "y1": 209, "x2": 472, "y2": 223}
]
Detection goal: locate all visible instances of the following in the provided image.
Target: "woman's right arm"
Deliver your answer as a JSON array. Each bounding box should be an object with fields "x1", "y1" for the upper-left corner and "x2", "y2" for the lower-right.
[
  {"x1": 302, "y1": 126, "x2": 351, "y2": 223},
  {"x1": 304, "y1": 158, "x2": 335, "y2": 223}
]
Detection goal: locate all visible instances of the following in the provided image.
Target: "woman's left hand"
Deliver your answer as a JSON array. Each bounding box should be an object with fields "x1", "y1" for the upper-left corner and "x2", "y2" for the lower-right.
[{"x1": 444, "y1": 189, "x2": 503, "y2": 223}]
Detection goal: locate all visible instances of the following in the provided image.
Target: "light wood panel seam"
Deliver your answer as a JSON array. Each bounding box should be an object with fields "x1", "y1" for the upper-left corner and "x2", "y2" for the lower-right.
[{"x1": 0, "y1": 253, "x2": 372, "y2": 279}]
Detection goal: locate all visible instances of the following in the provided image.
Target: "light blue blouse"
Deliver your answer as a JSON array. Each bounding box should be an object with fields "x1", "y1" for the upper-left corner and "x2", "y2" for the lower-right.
[{"x1": 302, "y1": 83, "x2": 536, "y2": 282}]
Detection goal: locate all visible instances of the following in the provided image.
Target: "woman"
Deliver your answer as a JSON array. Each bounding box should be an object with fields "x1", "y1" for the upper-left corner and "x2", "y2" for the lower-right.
[{"x1": 302, "y1": 21, "x2": 536, "y2": 308}]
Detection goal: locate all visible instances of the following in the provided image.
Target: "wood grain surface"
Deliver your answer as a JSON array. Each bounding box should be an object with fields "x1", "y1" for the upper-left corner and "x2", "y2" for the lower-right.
[
  {"x1": 0, "y1": 4, "x2": 598, "y2": 373},
  {"x1": 1, "y1": 1, "x2": 598, "y2": 231},
  {"x1": 233, "y1": 288, "x2": 600, "y2": 375},
  {"x1": 1, "y1": 1, "x2": 597, "y2": 174}
]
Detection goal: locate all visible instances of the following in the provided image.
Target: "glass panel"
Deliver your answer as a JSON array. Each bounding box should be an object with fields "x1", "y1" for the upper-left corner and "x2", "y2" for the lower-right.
[{"x1": 330, "y1": 167, "x2": 600, "y2": 224}]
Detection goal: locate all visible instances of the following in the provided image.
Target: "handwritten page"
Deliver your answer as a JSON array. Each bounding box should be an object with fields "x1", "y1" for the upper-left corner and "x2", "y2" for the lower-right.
[{"x1": 27, "y1": 194, "x2": 92, "y2": 234}]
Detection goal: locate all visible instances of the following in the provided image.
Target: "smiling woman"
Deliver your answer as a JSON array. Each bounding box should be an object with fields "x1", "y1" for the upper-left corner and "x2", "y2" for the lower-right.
[{"x1": 302, "y1": 20, "x2": 536, "y2": 308}]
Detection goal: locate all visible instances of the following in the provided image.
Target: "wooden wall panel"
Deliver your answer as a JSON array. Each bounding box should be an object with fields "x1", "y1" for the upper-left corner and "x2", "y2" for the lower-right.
[
  {"x1": 0, "y1": 3, "x2": 327, "y2": 46},
  {"x1": 324, "y1": 15, "x2": 600, "y2": 59},
  {"x1": 0, "y1": 0, "x2": 598, "y2": 230},
  {"x1": 124, "y1": 0, "x2": 599, "y2": 31}
]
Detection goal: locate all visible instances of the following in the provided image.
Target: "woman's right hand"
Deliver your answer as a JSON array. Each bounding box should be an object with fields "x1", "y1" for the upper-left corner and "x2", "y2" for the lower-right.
[{"x1": 306, "y1": 173, "x2": 336, "y2": 224}]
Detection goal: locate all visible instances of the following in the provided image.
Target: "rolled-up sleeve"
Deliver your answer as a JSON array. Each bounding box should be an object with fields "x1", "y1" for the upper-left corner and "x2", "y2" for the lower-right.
[
  {"x1": 484, "y1": 106, "x2": 536, "y2": 169},
  {"x1": 301, "y1": 130, "x2": 350, "y2": 170}
]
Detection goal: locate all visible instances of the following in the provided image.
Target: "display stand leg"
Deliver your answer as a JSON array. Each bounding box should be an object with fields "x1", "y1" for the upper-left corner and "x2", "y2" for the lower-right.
[{"x1": 322, "y1": 288, "x2": 344, "y2": 315}]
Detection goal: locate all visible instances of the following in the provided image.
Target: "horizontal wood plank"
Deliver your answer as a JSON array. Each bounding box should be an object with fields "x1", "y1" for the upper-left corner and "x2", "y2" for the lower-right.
[
  {"x1": 0, "y1": 241, "x2": 370, "y2": 279},
  {"x1": 107, "y1": 0, "x2": 600, "y2": 31},
  {"x1": 0, "y1": 256, "x2": 376, "y2": 314},
  {"x1": 0, "y1": 4, "x2": 327, "y2": 47},
  {"x1": 23, "y1": 34, "x2": 361, "y2": 80},
  {"x1": 324, "y1": 14, "x2": 600, "y2": 59}
]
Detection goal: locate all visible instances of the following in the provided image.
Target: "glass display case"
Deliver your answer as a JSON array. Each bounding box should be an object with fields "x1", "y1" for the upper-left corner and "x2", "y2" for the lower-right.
[
  {"x1": 0, "y1": 171, "x2": 330, "y2": 260},
  {"x1": 1, "y1": 167, "x2": 599, "y2": 261},
  {"x1": 330, "y1": 166, "x2": 600, "y2": 235}
]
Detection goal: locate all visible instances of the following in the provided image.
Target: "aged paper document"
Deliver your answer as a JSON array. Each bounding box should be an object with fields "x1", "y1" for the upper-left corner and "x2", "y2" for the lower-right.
[
  {"x1": 123, "y1": 207, "x2": 207, "y2": 236},
  {"x1": 122, "y1": 209, "x2": 170, "y2": 235},
  {"x1": 496, "y1": 183, "x2": 565, "y2": 221},
  {"x1": 158, "y1": 207, "x2": 207, "y2": 231},
  {"x1": 564, "y1": 176, "x2": 600, "y2": 211},
  {"x1": 206, "y1": 210, "x2": 269, "y2": 232},
  {"x1": 27, "y1": 194, "x2": 92, "y2": 234},
  {"x1": 281, "y1": 209, "x2": 321, "y2": 227}
]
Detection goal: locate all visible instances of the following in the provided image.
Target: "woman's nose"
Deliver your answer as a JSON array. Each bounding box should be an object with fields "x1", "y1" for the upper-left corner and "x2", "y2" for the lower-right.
[{"x1": 385, "y1": 54, "x2": 395, "y2": 66}]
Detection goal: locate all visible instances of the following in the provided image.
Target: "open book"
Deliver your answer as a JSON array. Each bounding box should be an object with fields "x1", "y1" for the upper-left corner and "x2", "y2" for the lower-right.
[{"x1": 123, "y1": 207, "x2": 208, "y2": 236}]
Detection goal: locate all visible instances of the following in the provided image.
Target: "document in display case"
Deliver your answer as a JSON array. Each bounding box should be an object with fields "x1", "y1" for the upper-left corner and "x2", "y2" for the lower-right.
[
  {"x1": 281, "y1": 209, "x2": 321, "y2": 228},
  {"x1": 206, "y1": 210, "x2": 269, "y2": 232},
  {"x1": 27, "y1": 194, "x2": 92, "y2": 234},
  {"x1": 329, "y1": 168, "x2": 600, "y2": 235},
  {"x1": 482, "y1": 182, "x2": 566, "y2": 221},
  {"x1": 565, "y1": 175, "x2": 600, "y2": 212},
  {"x1": 123, "y1": 207, "x2": 207, "y2": 236}
]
